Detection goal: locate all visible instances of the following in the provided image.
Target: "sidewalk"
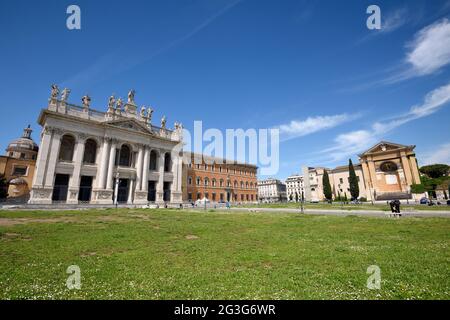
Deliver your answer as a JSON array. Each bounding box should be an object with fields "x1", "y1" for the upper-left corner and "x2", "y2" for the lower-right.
[{"x1": 228, "y1": 207, "x2": 450, "y2": 218}]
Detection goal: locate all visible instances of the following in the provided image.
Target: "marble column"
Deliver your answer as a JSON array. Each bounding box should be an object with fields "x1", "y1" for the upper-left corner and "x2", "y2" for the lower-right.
[
  {"x1": 97, "y1": 137, "x2": 110, "y2": 189},
  {"x1": 32, "y1": 126, "x2": 52, "y2": 187},
  {"x1": 141, "y1": 147, "x2": 150, "y2": 191},
  {"x1": 135, "y1": 145, "x2": 144, "y2": 192},
  {"x1": 170, "y1": 153, "x2": 183, "y2": 204},
  {"x1": 133, "y1": 145, "x2": 149, "y2": 205},
  {"x1": 44, "y1": 129, "x2": 63, "y2": 188},
  {"x1": 29, "y1": 126, "x2": 54, "y2": 204},
  {"x1": 127, "y1": 179, "x2": 134, "y2": 204},
  {"x1": 155, "y1": 151, "x2": 166, "y2": 204},
  {"x1": 106, "y1": 139, "x2": 118, "y2": 190},
  {"x1": 67, "y1": 136, "x2": 86, "y2": 204}
]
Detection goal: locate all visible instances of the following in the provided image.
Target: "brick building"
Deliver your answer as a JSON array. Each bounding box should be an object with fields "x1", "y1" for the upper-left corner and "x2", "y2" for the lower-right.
[{"x1": 182, "y1": 152, "x2": 258, "y2": 203}]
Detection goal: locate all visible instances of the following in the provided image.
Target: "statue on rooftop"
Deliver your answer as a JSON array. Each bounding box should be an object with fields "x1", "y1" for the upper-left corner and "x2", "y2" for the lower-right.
[
  {"x1": 140, "y1": 106, "x2": 146, "y2": 119},
  {"x1": 50, "y1": 84, "x2": 59, "y2": 99},
  {"x1": 116, "y1": 98, "x2": 123, "y2": 110},
  {"x1": 61, "y1": 88, "x2": 71, "y2": 102},
  {"x1": 108, "y1": 95, "x2": 116, "y2": 109},
  {"x1": 161, "y1": 115, "x2": 166, "y2": 129},
  {"x1": 147, "y1": 107, "x2": 154, "y2": 124},
  {"x1": 82, "y1": 95, "x2": 91, "y2": 109},
  {"x1": 127, "y1": 89, "x2": 136, "y2": 104}
]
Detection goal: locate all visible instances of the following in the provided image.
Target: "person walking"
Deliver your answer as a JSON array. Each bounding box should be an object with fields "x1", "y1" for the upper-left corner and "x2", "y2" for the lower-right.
[
  {"x1": 394, "y1": 199, "x2": 401, "y2": 217},
  {"x1": 389, "y1": 200, "x2": 396, "y2": 217}
]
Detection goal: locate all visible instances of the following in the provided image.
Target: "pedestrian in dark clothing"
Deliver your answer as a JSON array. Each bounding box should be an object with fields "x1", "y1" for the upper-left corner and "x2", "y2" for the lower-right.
[
  {"x1": 389, "y1": 200, "x2": 396, "y2": 216},
  {"x1": 394, "y1": 199, "x2": 401, "y2": 216}
]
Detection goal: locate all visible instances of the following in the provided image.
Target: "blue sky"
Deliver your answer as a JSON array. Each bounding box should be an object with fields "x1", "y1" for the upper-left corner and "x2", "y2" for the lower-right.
[{"x1": 1, "y1": 0, "x2": 450, "y2": 180}]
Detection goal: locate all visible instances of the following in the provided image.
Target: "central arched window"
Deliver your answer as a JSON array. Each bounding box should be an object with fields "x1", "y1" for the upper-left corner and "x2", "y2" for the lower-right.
[
  {"x1": 119, "y1": 145, "x2": 131, "y2": 167},
  {"x1": 83, "y1": 139, "x2": 97, "y2": 164},
  {"x1": 164, "y1": 153, "x2": 171, "y2": 172},
  {"x1": 149, "y1": 150, "x2": 158, "y2": 171},
  {"x1": 59, "y1": 135, "x2": 75, "y2": 162}
]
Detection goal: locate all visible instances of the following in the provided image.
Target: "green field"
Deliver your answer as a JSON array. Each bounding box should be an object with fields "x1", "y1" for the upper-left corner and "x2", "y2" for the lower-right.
[{"x1": 0, "y1": 209, "x2": 449, "y2": 300}]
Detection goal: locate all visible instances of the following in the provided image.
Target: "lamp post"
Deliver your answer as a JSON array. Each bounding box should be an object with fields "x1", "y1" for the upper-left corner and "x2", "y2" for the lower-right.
[
  {"x1": 204, "y1": 181, "x2": 207, "y2": 211},
  {"x1": 300, "y1": 190, "x2": 304, "y2": 214}
]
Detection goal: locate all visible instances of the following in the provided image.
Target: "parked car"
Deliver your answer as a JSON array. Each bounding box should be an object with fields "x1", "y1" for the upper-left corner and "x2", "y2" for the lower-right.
[
  {"x1": 447, "y1": 200, "x2": 450, "y2": 206},
  {"x1": 419, "y1": 198, "x2": 429, "y2": 205}
]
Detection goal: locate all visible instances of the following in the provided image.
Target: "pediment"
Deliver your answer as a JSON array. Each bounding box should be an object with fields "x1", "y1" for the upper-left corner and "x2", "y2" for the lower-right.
[
  {"x1": 105, "y1": 119, "x2": 152, "y2": 134},
  {"x1": 359, "y1": 141, "x2": 413, "y2": 156}
]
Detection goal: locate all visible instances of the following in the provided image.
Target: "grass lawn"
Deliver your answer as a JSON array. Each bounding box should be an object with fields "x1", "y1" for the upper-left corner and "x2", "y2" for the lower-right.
[
  {"x1": 0, "y1": 208, "x2": 449, "y2": 300},
  {"x1": 240, "y1": 202, "x2": 450, "y2": 211}
]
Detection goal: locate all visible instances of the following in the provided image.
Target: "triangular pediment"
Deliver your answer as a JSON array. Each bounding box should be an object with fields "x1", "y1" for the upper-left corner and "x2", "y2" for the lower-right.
[
  {"x1": 104, "y1": 119, "x2": 152, "y2": 134},
  {"x1": 359, "y1": 141, "x2": 413, "y2": 156}
]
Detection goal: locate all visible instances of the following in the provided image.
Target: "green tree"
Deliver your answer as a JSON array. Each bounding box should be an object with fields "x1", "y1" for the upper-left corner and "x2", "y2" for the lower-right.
[
  {"x1": 419, "y1": 164, "x2": 449, "y2": 179},
  {"x1": 0, "y1": 175, "x2": 8, "y2": 200},
  {"x1": 410, "y1": 184, "x2": 426, "y2": 194},
  {"x1": 348, "y1": 159, "x2": 360, "y2": 200},
  {"x1": 322, "y1": 170, "x2": 333, "y2": 202}
]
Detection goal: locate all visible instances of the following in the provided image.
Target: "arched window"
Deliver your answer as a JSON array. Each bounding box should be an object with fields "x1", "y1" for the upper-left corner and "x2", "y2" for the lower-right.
[
  {"x1": 119, "y1": 145, "x2": 131, "y2": 167},
  {"x1": 246, "y1": 182, "x2": 249, "y2": 189},
  {"x1": 234, "y1": 180, "x2": 238, "y2": 188},
  {"x1": 149, "y1": 150, "x2": 158, "y2": 171},
  {"x1": 212, "y1": 178, "x2": 216, "y2": 187},
  {"x1": 204, "y1": 178, "x2": 209, "y2": 186},
  {"x1": 219, "y1": 179, "x2": 224, "y2": 187},
  {"x1": 196, "y1": 177, "x2": 201, "y2": 185},
  {"x1": 188, "y1": 176, "x2": 192, "y2": 185},
  {"x1": 83, "y1": 139, "x2": 97, "y2": 164},
  {"x1": 240, "y1": 181, "x2": 244, "y2": 188},
  {"x1": 164, "y1": 153, "x2": 171, "y2": 172},
  {"x1": 59, "y1": 135, "x2": 75, "y2": 162}
]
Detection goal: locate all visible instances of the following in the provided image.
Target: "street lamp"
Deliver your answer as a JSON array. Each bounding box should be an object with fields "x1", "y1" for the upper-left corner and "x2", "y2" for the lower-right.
[
  {"x1": 204, "y1": 180, "x2": 207, "y2": 211},
  {"x1": 300, "y1": 190, "x2": 304, "y2": 214}
]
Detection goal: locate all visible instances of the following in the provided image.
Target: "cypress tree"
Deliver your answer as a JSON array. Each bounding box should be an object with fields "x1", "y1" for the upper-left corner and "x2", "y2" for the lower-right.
[
  {"x1": 348, "y1": 159, "x2": 360, "y2": 201},
  {"x1": 322, "y1": 170, "x2": 333, "y2": 202}
]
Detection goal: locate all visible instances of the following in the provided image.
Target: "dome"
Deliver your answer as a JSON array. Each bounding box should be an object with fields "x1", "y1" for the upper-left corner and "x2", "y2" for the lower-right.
[{"x1": 6, "y1": 125, "x2": 39, "y2": 155}]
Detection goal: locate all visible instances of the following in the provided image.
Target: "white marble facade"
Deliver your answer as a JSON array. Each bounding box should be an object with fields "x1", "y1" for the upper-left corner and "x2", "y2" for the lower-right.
[{"x1": 29, "y1": 86, "x2": 183, "y2": 206}]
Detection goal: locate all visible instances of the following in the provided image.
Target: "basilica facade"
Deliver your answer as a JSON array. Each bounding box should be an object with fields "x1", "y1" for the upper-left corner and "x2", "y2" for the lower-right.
[{"x1": 28, "y1": 86, "x2": 184, "y2": 206}]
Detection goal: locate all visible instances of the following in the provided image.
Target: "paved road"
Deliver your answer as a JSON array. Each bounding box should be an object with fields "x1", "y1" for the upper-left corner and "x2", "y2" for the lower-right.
[{"x1": 228, "y1": 207, "x2": 450, "y2": 218}]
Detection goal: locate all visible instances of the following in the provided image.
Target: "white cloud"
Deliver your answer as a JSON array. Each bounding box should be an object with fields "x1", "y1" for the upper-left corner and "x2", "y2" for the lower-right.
[
  {"x1": 278, "y1": 113, "x2": 359, "y2": 141},
  {"x1": 372, "y1": 82, "x2": 450, "y2": 134},
  {"x1": 321, "y1": 82, "x2": 450, "y2": 162},
  {"x1": 321, "y1": 130, "x2": 377, "y2": 162},
  {"x1": 381, "y1": 7, "x2": 409, "y2": 33},
  {"x1": 406, "y1": 18, "x2": 450, "y2": 76},
  {"x1": 421, "y1": 142, "x2": 450, "y2": 165}
]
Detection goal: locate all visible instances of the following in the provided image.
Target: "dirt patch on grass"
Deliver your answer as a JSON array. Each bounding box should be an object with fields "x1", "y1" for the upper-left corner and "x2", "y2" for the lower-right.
[
  {"x1": 80, "y1": 251, "x2": 97, "y2": 258},
  {"x1": 0, "y1": 215, "x2": 129, "y2": 226},
  {"x1": 1, "y1": 232, "x2": 32, "y2": 241},
  {"x1": 185, "y1": 235, "x2": 199, "y2": 240},
  {"x1": 0, "y1": 217, "x2": 80, "y2": 226}
]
